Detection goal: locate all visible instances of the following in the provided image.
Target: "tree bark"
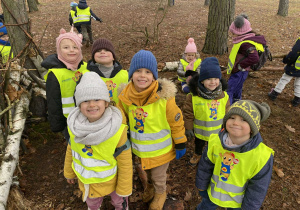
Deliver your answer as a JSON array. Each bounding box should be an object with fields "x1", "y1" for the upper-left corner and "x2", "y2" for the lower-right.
[
  {"x1": 27, "y1": 0, "x2": 38, "y2": 13},
  {"x1": 202, "y1": 0, "x2": 235, "y2": 55},
  {"x1": 204, "y1": 0, "x2": 210, "y2": 6},
  {"x1": 277, "y1": 0, "x2": 289, "y2": 17}
]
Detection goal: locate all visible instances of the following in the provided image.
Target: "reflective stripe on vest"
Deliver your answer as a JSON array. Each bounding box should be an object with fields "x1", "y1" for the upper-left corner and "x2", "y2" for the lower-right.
[
  {"x1": 178, "y1": 58, "x2": 201, "y2": 82},
  {"x1": 207, "y1": 134, "x2": 274, "y2": 208},
  {"x1": 44, "y1": 62, "x2": 89, "y2": 117},
  {"x1": 70, "y1": 124, "x2": 127, "y2": 184},
  {"x1": 227, "y1": 40, "x2": 264, "y2": 74},
  {"x1": 124, "y1": 100, "x2": 172, "y2": 158},
  {"x1": 100, "y1": 70, "x2": 128, "y2": 104},
  {"x1": 73, "y1": 7, "x2": 91, "y2": 23},
  {"x1": 192, "y1": 92, "x2": 229, "y2": 141},
  {"x1": 0, "y1": 45, "x2": 13, "y2": 63}
]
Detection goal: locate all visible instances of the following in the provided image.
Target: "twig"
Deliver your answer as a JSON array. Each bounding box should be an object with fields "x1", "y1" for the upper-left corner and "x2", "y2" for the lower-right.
[
  {"x1": 4, "y1": 94, "x2": 13, "y2": 128},
  {"x1": 0, "y1": 99, "x2": 19, "y2": 117}
]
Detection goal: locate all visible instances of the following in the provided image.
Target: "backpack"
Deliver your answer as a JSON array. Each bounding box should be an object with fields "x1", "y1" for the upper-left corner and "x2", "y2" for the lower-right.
[{"x1": 249, "y1": 45, "x2": 272, "y2": 71}]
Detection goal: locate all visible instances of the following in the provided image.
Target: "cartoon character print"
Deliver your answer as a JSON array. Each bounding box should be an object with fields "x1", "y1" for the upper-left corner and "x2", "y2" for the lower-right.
[
  {"x1": 72, "y1": 71, "x2": 82, "y2": 82},
  {"x1": 132, "y1": 108, "x2": 148, "y2": 133},
  {"x1": 219, "y1": 152, "x2": 239, "y2": 181},
  {"x1": 105, "y1": 80, "x2": 117, "y2": 105},
  {"x1": 82, "y1": 145, "x2": 93, "y2": 156},
  {"x1": 207, "y1": 100, "x2": 220, "y2": 120}
]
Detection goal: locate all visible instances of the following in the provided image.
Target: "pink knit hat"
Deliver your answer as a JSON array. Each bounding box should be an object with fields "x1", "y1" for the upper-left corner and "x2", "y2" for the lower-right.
[
  {"x1": 229, "y1": 15, "x2": 252, "y2": 35},
  {"x1": 56, "y1": 27, "x2": 83, "y2": 71},
  {"x1": 185, "y1": 38, "x2": 197, "y2": 53}
]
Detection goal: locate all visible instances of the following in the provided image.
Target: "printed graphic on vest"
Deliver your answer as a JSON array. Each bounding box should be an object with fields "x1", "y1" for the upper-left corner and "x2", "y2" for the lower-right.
[
  {"x1": 105, "y1": 80, "x2": 117, "y2": 104},
  {"x1": 208, "y1": 100, "x2": 220, "y2": 120},
  {"x1": 219, "y1": 152, "x2": 239, "y2": 181},
  {"x1": 132, "y1": 108, "x2": 148, "y2": 133},
  {"x1": 82, "y1": 145, "x2": 93, "y2": 156},
  {"x1": 72, "y1": 71, "x2": 83, "y2": 82}
]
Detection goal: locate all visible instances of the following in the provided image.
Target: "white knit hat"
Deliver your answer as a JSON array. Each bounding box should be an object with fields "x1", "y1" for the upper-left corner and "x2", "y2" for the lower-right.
[{"x1": 75, "y1": 72, "x2": 110, "y2": 106}]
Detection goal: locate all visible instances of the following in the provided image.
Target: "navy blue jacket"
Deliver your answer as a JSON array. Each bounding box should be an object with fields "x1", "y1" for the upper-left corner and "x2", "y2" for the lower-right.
[
  {"x1": 283, "y1": 38, "x2": 300, "y2": 77},
  {"x1": 196, "y1": 129, "x2": 274, "y2": 210}
]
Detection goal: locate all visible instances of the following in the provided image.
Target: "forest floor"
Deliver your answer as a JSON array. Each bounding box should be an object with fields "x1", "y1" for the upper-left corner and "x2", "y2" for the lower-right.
[{"x1": 6, "y1": 0, "x2": 300, "y2": 209}]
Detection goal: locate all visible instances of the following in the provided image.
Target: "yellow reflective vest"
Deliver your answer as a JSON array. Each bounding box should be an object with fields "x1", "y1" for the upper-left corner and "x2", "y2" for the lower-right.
[
  {"x1": 100, "y1": 70, "x2": 128, "y2": 105},
  {"x1": 73, "y1": 7, "x2": 91, "y2": 24},
  {"x1": 227, "y1": 40, "x2": 264, "y2": 74},
  {"x1": 0, "y1": 45, "x2": 13, "y2": 63},
  {"x1": 122, "y1": 100, "x2": 173, "y2": 158},
  {"x1": 69, "y1": 124, "x2": 127, "y2": 184},
  {"x1": 207, "y1": 134, "x2": 274, "y2": 208},
  {"x1": 44, "y1": 63, "x2": 89, "y2": 118},
  {"x1": 70, "y1": 10, "x2": 76, "y2": 22},
  {"x1": 295, "y1": 37, "x2": 300, "y2": 70},
  {"x1": 178, "y1": 58, "x2": 201, "y2": 82},
  {"x1": 192, "y1": 93, "x2": 229, "y2": 141}
]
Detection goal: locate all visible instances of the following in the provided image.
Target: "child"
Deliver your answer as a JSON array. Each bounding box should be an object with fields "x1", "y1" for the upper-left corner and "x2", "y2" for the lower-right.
[
  {"x1": 69, "y1": 1, "x2": 81, "y2": 33},
  {"x1": 64, "y1": 72, "x2": 132, "y2": 210},
  {"x1": 268, "y1": 37, "x2": 300, "y2": 107},
  {"x1": 183, "y1": 57, "x2": 230, "y2": 166},
  {"x1": 73, "y1": 0, "x2": 103, "y2": 47},
  {"x1": 87, "y1": 38, "x2": 128, "y2": 105},
  {"x1": 117, "y1": 50, "x2": 187, "y2": 210},
  {"x1": 177, "y1": 37, "x2": 201, "y2": 93},
  {"x1": 42, "y1": 27, "x2": 89, "y2": 141},
  {"x1": 0, "y1": 22, "x2": 13, "y2": 64},
  {"x1": 196, "y1": 100, "x2": 274, "y2": 210},
  {"x1": 227, "y1": 14, "x2": 267, "y2": 104}
]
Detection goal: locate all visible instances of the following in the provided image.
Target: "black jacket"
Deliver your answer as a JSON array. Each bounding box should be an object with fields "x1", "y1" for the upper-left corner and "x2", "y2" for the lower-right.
[
  {"x1": 283, "y1": 38, "x2": 300, "y2": 77},
  {"x1": 87, "y1": 60, "x2": 123, "y2": 78},
  {"x1": 42, "y1": 54, "x2": 84, "y2": 132}
]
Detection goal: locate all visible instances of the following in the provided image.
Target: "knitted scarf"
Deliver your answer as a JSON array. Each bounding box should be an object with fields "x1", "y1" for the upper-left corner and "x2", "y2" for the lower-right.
[
  {"x1": 232, "y1": 33, "x2": 256, "y2": 44},
  {"x1": 197, "y1": 82, "x2": 223, "y2": 100},
  {"x1": 67, "y1": 106, "x2": 122, "y2": 145}
]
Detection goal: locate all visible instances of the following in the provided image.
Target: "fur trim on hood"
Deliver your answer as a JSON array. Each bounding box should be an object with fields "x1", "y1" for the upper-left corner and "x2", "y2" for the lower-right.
[
  {"x1": 118, "y1": 78, "x2": 177, "y2": 100},
  {"x1": 189, "y1": 74, "x2": 228, "y2": 96}
]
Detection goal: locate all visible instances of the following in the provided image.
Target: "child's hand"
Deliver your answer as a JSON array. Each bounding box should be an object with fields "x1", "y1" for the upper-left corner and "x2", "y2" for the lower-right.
[
  {"x1": 66, "y1": 178, "x2": 76, "y2": 184},
  {"x1": 185, "y1": 129, "x2": 195, "y2": 141}
]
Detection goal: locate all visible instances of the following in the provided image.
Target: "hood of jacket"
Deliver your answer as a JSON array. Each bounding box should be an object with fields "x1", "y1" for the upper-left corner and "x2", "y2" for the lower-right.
[
  {"x1": 87, "y1": 60, "x2": 123, "y2": 78},
  {"x1": 219, "y1": 129, "x2": 263, "y2": 153},
  {"x1": 246, "y1": 35, "x2": 267, "y2": 45},
  {"x1": 78, "y1": 2, "x2": 88, "y2": 9},
  {"x1": 118, "y1": 78, "x2": 177, "y2": 106},
  {"x1": 188, "y1": 74, "x2": 228, "y2": 97}
]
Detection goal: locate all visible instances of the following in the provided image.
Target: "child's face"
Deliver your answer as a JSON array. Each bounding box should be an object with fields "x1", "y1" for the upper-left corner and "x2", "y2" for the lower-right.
[
  {"x1": 94, "y1": 49, "x2": 114, "y2": 67},
  {"x1": 80, "y1": 99, "x2": 109, "y2": 122},
  {"x1": 202, "y1": 78, "x2": 220, "y2": 91},
  {"x1": 60, "y1": 39, "x2": 79, "y2": 61},
  {"x1": 226, "y1": 114, "x2": 251, "y2": 144},
  {"x1": 132, "y1": 68, "x2": 155, "y2": 92},
  {"x1": 185, "y1": 52, "x2": 196, "y2": 62}
]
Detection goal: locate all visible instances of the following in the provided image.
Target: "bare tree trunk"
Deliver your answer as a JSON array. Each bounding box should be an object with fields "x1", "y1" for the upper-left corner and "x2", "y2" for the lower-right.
[
  {"x1": 277, "y1": 0, "x2": 289, "y2": 17},
  {"x1": 204, "y1": 0, "x2": 210, "y2": 6},
  {"x1": 35, "y1": 0, "x2": 40, "y2": 5},
  {"x1": 168, "y1": 0, "x2": 174, "y2": 6},
  {"x1": 202, "y1": 0, "x2": 235, "y2": 55},
  {"x1": 1, "y1": 0, "x2": 40, "y2": 70},
  {"x1": 27, "y1": 0, "x2": 38, "y2": 12}
]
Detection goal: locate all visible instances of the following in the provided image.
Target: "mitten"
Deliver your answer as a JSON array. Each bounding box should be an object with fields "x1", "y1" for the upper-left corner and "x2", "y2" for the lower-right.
[
  {"x1": 185, "y1": 129, "x2": 194, "y2": 141},
  {"x1": 175, "y1": 143, "x2": 186, "y2": 160}
]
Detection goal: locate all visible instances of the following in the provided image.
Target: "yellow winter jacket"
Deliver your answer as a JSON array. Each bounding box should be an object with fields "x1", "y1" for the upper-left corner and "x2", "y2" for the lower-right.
[
  {"x1": 63, "y1": 112, "x2": 132, "y2": 199},
  {"x1": 117, "y1": 78, "x2": 187, "y2": 170}
]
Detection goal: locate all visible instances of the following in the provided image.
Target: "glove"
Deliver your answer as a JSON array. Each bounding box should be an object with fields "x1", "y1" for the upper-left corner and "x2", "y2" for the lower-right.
[
  {"x1": 175, "y1": 143, "x2": 186, "y2": 160},
  {"x1": 185, "y1": 129, "x2": 194, "y2": 141},
  {"x1": 176, "y1": 148, "x2": 186, "y2": 160},
  {"x1": 237, "y1": 64, "x2": 246, "y2": 72},
  {"x1": 98, "y1": 18, "x2": 103, "y2": 23}
]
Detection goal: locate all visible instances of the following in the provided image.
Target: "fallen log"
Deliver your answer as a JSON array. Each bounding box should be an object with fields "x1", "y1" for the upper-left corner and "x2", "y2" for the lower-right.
[{"x1": 0, "y1": 93, "x2": 30, "y2": 210}]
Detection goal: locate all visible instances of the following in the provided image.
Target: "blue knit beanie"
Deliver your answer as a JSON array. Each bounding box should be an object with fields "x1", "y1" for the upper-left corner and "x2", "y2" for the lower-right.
[
  {"x1": 129, "y1": 50, "x2": 158, "y2": 79},
  {"x1": 198, "y1": 57, "x2": 221, "y2": 82}
]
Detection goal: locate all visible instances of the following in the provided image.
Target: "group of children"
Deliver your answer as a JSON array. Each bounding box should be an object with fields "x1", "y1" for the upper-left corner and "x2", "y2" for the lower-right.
[{"x1": 39, "y1": 12, "x2": 300, "y2": 210}]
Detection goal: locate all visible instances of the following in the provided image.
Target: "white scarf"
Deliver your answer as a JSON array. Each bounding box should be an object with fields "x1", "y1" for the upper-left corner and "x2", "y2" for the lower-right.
[{"x1": 67, "y1": 106, "x2": 122, "y2": 145}]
